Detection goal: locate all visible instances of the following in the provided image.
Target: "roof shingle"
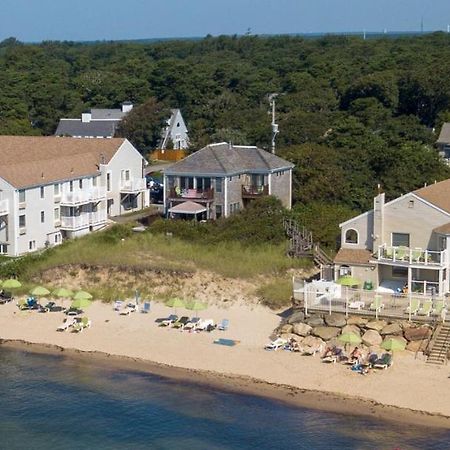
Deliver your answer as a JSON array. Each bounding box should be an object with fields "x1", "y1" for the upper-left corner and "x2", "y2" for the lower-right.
[
  {"x1": 55, "y1": 119, "x2": 120, "y2": 137},
  {"x1": 334, "y1": 248, "x2": 373, "y2": 265},
  {"x1": 414, "y1": 179, "x2": 450, "y2": 214}
]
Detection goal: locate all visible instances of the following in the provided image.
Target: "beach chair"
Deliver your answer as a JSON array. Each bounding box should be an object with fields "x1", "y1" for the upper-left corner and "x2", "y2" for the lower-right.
[
  {"x1": 158, "y1": 314, "x2": 178, "y2": 327},
  {"x1": 405, "y1": 298, "x2": 420, "y2": 315},
  {"x1": 396, "y1": 246, "x2": 408, "y2": 261},
  {"x1": 57, "y1": 317, "x2": 76, "y2": 331},
  {"x1": 194, "y1": 319, "x2": 215, "y2": 332},
  {"x1": 217, "y1": 319, "x2": 229, "y2": 331},
  {"x1": 0, "y1": 291, "x2": 13, "y2": 304},
  {"x1": 369, "y1": 295, "x2": 384, "y2": 311},
  {"x1": 411, "y1": 248, "x2": 423, "y2": 263},
  {"x1": 264, "y1": 338, "x2": 287, "y2": 351},
  {"x1": 373, "y1": 353, "x2": 393, "y2": 369},
  {"x1": 114, "y1": 300, "x2": 123, "y2": 312},
  {"x1": 418, "y1": 300, "x2": 433, "y2": 316},
  {"x1": 119, "y1": 303, "x2": 137, "y2": 316},
  {"x1": 17, "y1": 298, "x2": 29, "y2": 311},
  {"x1": 172, "y1": 316, "x2": 190, "y2": 329},
  {"x1": 66, "y1": 307, "x2": 82, "y2": 316},
  {"x1": 72, "y1": 317, "x2": 91, "y2": 333},
  {"x1": 141, "y1": 302, "x2": 151, "y2": 314},
  {"x1": 183, "y1": 317, "x2": 200, "y2": 331}
]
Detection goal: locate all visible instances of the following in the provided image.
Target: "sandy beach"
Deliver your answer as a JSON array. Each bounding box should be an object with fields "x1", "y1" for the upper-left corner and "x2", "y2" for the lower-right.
[{"x1": 1, "y1": 298, "x2": 450, "y2": 428}]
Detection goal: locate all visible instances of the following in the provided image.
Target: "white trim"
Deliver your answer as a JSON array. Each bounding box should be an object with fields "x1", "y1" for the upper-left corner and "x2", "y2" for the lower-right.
[
  {"x1": 339, "y1": 210, "x2": 373, "y2": 228},
  {"x1": 224, "y1": 178, "x2": 228, "y2": 217},
  {"x1": 268, "y1": 173, "x2": 272, "y2": 195},
  {"x1": 288, "y1": 169, "x2": 292, "y2": 209},
  {"x1": 344, "y1": 228, "x2": 359, "y2": 245}
]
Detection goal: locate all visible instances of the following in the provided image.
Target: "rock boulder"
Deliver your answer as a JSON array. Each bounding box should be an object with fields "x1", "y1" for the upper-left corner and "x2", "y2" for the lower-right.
[
  {"x1": 302, "y1": 335, "x2": 325, "y2": 349},
  {"x1": 380, "y1": 323, "x2": 403, "y2": 336},
  {"x1": 292, "y1": 322, "x2": 312, "y2": 337},
  {"x1": 279, "y1": 324, "x2": 293, "y2": 334},
  {"x1": 341, "y1": 324, "x2": 362, "y2": 336},
  {"x1": 324, "y1": 313, "x2": 347, "y2": 327},
  {"x1": 287, "y1": 311, "x2": 305, "y2": 324},
  {"x1": 347, "y1": 316, "x2": 368, "y2": 327},
  {"x1": 306, "y1": 316, "x2": 324, "y2": 327},
  {"x1": 362, "y1": 329, "x2": 382, "y2": 347},
  {"x1": 404, "y1": 326, "x2": 432, "y2": 342},
  {"x1": 312, "y1": 326, "x2": 340, "y2": 341},
  {"x1": 406, "y1": 340, "x2": 428, "y2": 353},
  {"x1": 365, "y1": 320, "x2": 387, "y2": 332}
]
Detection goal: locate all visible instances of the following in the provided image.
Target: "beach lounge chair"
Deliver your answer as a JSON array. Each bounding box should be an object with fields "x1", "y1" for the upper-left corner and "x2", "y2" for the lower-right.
[
  {"x1": 114, "y1": 300, "x2": 123, "y2": 312},
  {"x1": 264, "y1": 337, "x2": 287, "y2": 351},
  {"x1": 66, "y1": 307, "x2": 82, "y2": 316},
  {"x1": 141, "y1": 302, "x2": 151, "y2": 313},
  {"x1": 172, "y1": 316, "x2": 190, "y2": 329},
  {"x1": 405, "y1": 298, "x2": 420, "y2": 315},
  {"x1": 369, "y1": 295, "x2": 384, "y2": 311},
  {"x1": 158, "y1": 314, "x2": 178, "y2": 326},
  {"x1": 183, "y1": 317, "x2": 200, "y2": 331},
  {"x1": 396, "y1": 246, "x2": 408, "y2": 261},
  {"x1": 217, "y1": 319, "x2": 229, "y2": 331},
  {"x1": 27, "y1": 297, "x2": 39, "y2": 310},
  {"x1": 412, "y1": 248, "x2": 423, "y2": 263},
  {"x1": 17, "y1": 298, "x2": 30, "y2": 310},
  {"x1": 418, "y1": 300, "x2": 433, "y2": 316},
  {"x1": 373, "y1": 353, "x2": 393, "y2": 369},
  {"x1": 119, "y1": 303, "x2": 137, "y2": 316},
  {"x1": 72, "y1": 317, "x2": 91, "y2": 333},
  {"x1": 0, "y1": 291, "x2": 13, "y2": 304},
  {"x1": 57, "y1": 317, "x2": 76, "y2": 331},
  {"x1": 432, "y1": 300, "x2": 447, "y2": 316},
  {"x1": 40, "y1": 302, "x2": 63, "y2": 313},
  {"x1": 194, "y1": 319, "x2": 215, "y2": 332}
]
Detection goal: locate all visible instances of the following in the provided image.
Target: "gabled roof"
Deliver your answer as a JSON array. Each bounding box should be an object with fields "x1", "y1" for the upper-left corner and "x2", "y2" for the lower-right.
[
  {"x1": 414, "y1": 179, "x2": 450, "y2": 214},
  {"x1": 437, "y1": 123, "x2": 450, "y2": 144},
  {"x1": 164, "y1": 143, "x2": 294, "y2": 176},
  {"x1": 55, "y1": 119, "x2": 120, "y2": 137},
  {"x1": 334, "y1": 248, "x2": 373, "y2": 265},
  {"x1": 0, "y1": 136, "x2": 127, "y2": 189},
  {"x1": 433, "y1": 222, "x2": 450, "y2": 235},
  {"x1": 168, "y1": 201, "x2": 206, "y2": 215}
]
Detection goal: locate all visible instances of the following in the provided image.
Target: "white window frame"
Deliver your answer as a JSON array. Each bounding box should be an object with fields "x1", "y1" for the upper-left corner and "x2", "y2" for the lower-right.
[{"x1": 345, "y1": 228, "x2": 359, "y2": 245}]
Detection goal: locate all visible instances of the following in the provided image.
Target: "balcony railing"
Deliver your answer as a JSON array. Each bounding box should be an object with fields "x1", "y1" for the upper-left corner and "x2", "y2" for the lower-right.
[
  {"x1": 89, "y1": 209, "x2": 107, "y2": 225},
  {"x1": 377, "y1": 245, "x2": 447, "y2": 266},
  {"x1": 241, "y1": 185, "x2": 269, "y2": 198},
  {"x1": 120, "y1": 178, "x2": 147, "y2": 193},
  {"x1": 169, "y1": 187, "x2": 214, "y2": 201},
  {"x1": 0, "y1": 199, "x2": 9, "y2": 216},
  {"x1": 60, "y1": 215, "x2": 90, "y2": 230},
  {"x1": 411, "y1": 280, "x2": 440, "y2": 295},
  {"x1": 60, "y1": 187, "x2": 106, "y2": 206}
]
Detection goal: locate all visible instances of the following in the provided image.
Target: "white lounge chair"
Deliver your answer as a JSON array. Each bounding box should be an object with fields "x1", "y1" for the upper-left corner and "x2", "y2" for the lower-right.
[
  {"x1": 57, "y1": 317, "x2": 75, "y2": 331},
  {"x1": 119, "y1": 303, "x2": 137, "y2": 316},
  {"x1": 72, "y1": 317, "x2": 91, "y2": 333},
  {"x1": 264, "y1": 338, "x2": 287, "y2": 351},
  {"x1": 194, "y1": 319, "x2": 215, "y2": 331}
]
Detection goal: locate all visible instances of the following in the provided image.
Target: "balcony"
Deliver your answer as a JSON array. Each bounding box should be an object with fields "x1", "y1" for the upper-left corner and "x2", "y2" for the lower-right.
[
  {"x1": 120, "y1": 178, "x2": 147, "y2": 194},
  {"x1": 89, "y1": 209, "x2": 107, "y2": 225},
  {"x1": 60, "y1": 215, "x2": 90, "y2": 231},
  {"x1": 241, "y1": 185, "x2": 269, "y2": 199},
  {"x1": 169, "y1": 187, "x2": 214, "y2": 201},
  {"x1": 376, "y1": 244, "x2": 447, "y2": 267},
  {"x1": 0, "y1": 199, "x2": 9, "y2": 216},
  {"x1": 60, "y1": 187, "x2": 106, "y2": 206}
]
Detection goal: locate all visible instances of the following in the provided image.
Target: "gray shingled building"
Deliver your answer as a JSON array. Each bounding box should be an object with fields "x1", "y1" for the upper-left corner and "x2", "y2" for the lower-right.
[
  {"x1": 437, "y1": 123, "x2": 450, "y2": 162},
  {"x1": 163, "y1": 142, "x2": 294, "y2": 220}
]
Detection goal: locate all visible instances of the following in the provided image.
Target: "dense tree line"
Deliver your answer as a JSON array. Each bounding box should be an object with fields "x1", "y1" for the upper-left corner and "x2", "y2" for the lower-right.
[{"x1": 1, "y1": 33, "x2": 450, "y2": 247}]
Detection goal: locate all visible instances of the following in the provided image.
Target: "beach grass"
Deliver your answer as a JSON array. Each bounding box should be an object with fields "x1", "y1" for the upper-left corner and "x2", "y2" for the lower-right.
[{"x1": 256, "y1": 278, "x2": 294, "y2": 309}]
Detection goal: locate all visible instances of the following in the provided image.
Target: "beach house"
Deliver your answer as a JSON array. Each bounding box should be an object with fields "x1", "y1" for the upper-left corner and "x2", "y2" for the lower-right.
[
  {"x1": 436, "y1": 122, "x2": 450, "y2": 164},
  {"x1": 0, "y1": 136, "x2": 148, "y2": 256},
  {"x1": 162, "y1": 142, "x2": 294, "y2": 220},
  {"x1": 160, "y1": 109, "x2": 189, "y2": 150},
  {"x1": 334, "y1": 180, "x2": 450, "y2": 297},
  {"x1": 55, "y1": 102, "x2": 134, "y2": 138}
]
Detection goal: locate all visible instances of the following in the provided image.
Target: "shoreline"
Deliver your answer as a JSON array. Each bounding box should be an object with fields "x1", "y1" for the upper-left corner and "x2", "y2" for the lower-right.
[{"x1": 2, "y1": 338, "x2": 450, "y2": 430}]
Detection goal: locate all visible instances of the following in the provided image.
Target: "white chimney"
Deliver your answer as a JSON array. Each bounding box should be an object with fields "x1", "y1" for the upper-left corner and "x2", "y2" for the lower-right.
[
  {"x1": 122, "y1": 102, "x2": 133, "y2": 113},
  {"x1": 81, "y1": 111, "x2": 92, "y2": 123}
]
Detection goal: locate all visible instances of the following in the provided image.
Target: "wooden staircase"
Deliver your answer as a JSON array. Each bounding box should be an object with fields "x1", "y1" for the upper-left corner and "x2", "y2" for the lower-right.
[
  {"x1": 283, "y1": 219, "x2": 333, "y2": 269},
  {"x1": 427, "y1": 324, "x2": 450, "y2": 365}
]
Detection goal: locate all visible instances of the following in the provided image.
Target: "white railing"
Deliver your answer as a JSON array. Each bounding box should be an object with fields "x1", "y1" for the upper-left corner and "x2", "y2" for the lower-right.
[
  {"x1": 89, "y1": 209, "x2": 107, "y2": 225},
  {"x1": 411, "y1": 280, "x2": 440, "y2": 295},
  {"x1": 60, "y1": 186, "x2": 107, "y2": 206},
  {"x1": 0, "y1": 199, "x2": 9, "y2": 216},
  {"x1": 60, "y1": 215, "x2": 90, "y2": 230},
  {"x1": 120, "y1": 178, "x2": 147, "y2": 193},
  {"x1": 377, "y1": 244, "x2": 447, "y2": 266}
]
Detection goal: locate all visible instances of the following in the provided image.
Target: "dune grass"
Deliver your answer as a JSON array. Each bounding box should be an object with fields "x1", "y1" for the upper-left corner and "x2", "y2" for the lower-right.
[
  {"x1": 11, "y1": 228, "x2": 310, "y2": 281},
  {"x1": 256, "y1": 278, "x2": 294, "y2": 310}
]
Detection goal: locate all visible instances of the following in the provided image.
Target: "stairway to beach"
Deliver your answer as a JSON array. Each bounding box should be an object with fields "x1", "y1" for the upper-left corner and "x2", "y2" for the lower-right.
[{"x1": 427, "y1": 324, "x2": 450, "y2": 365}]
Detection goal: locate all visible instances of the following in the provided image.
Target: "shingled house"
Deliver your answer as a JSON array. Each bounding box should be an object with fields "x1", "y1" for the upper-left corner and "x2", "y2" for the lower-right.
[
  {"x1": 162, "y1": 142, "x2": 294, "y2": 220},
  {"x1": 436, "y1": 122, "x2": 450, "y2": 162}
]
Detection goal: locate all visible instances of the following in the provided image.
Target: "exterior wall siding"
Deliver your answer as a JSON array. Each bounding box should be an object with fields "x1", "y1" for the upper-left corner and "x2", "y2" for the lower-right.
[
  {"x1": 270, "y1": 169, "x2": 292, "y2": 209},
  {"x1": 341, "y1": 211, "x2": 374, "y2": 251}
]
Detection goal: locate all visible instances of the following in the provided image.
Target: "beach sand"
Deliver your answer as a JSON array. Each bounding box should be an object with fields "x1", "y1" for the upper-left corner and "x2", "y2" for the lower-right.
[{"x1": 1, "y1": 299, "x2": 449, "y2": 428}]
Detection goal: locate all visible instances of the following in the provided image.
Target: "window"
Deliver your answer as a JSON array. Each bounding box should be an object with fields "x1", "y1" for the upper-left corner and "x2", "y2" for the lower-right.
[
  {"x1": 79, "y1": 179, "x2": 83, "y2": 189},
  {"x1": 69, "y1": 181, "x2": 74, "y2": 192},
  {"x1": 54, "y1": 184, "x2": 60, "y2": 196},
  {"x1": 215, "y1": 205, "x2": 223, "y2": 219},
  {"x1": 54, "y1": 207, "x2": 60, "y2": 221},
  {"x1": 40, "y1": 186, "x2": 45, "y2": 199},
  {"x1": 392, "y1": 266, "x2": 408, "y2": 277},
  {"x1": 392, "y1": 232, "x2": 410, "y2": 247},
  {"x1": 40, "y1": 211, "x2": 45, "y2": 223},
  {"x1": 29, "y1": 240, "x2": 36, "y2": 251},
  {"x1": 18, "y1": 189, "x2": 25, "y2": 203},
  {"x1": 0, "y1": 244, "x2": 7, "y2": 254},
  {"x1": 339, "y1": 265, "x2": 351, "y2": 276},
  {"x1": 345, "y1": 229, "x2": 358, "y2": 244},
  {"x1": 215, "y1": 178, "x2": 222, "y2": 193},
  {"x1": 19, "y1": 214, "x2": 26, "y2": 228},
  {"x1": 92, "y1": 176, "x2": 97, "y2": 187},
  {"x1": 106, "y1": 173, "x2": 111, "y2": 192},
  {"x1": 408, "y1": 200, "x2": 414, "y2": 208}
]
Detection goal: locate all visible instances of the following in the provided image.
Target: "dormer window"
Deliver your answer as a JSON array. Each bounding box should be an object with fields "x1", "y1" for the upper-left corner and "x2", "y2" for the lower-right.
[
  {"x1": 345, "y1": 229, "x2": 358, "y2": 244},
  {"x1": 408, "y1": 200, "x2": 414, "y2": 208}
]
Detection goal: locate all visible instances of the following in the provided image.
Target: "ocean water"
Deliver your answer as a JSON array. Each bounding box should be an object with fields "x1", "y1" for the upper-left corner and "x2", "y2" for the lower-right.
[{"x1": 0, "y1": 348, "x2": 449, "y2": 450}]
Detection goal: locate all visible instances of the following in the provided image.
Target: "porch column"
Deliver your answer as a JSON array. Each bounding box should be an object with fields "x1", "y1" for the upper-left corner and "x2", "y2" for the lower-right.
[
  {"x1": 407, "y1": 266, "x2": 412, "y2": 294},
  {"x1": 439, "y1": 269, "x2": 444, "y2": 297},
  {"x1": 268, "y1": 173, "x2": 272, "y2": 195}
]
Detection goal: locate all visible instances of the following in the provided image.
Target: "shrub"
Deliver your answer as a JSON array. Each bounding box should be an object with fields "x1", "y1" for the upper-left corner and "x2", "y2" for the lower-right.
[{"x1": 256, "y1": 278, "x2": 293, "y2": 310}]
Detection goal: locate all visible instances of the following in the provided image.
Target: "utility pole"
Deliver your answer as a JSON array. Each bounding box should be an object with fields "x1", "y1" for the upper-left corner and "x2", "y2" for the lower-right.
[{"x1": 268, "y1": 93, "x2": 279, "y2": 154}]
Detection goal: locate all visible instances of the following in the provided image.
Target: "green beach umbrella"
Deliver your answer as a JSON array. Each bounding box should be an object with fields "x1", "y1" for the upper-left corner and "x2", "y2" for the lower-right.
[
  {"x1": 186, "y1": 300, "x2": 207, "y2": 319},
  {"x1": 381, "y1": 337, "x2": 406, "y2": 352},
  {"x1": 336, "y1": 275, "x2": 361, "y2": 287},
  {"x1": 52, "y1": 287, "x2": 74, "y2": 298},
  {"x1": 73, "y1": 290, "x2": 93, "y2": 301},
  {"x1": 338, "y1": 332, "x2": 362, "y2": 345},
  {"x1": 29, "y1": 286, "x2": 50, "y2": 297},
  {"x1": 165, "y1": 297, "x2": 185, "y2": 314},
  {"x1": 71, "y1": 298, "x2": 92, "y2": 310},
  {"x1": 2, "y1": 279, "x2": 22, "y2": 289}
]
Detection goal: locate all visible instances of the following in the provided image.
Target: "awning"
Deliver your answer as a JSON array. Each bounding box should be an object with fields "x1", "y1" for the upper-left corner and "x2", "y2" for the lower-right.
[{"x1": 168, "y1": 201, "x2": 207, "y2": 215}]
